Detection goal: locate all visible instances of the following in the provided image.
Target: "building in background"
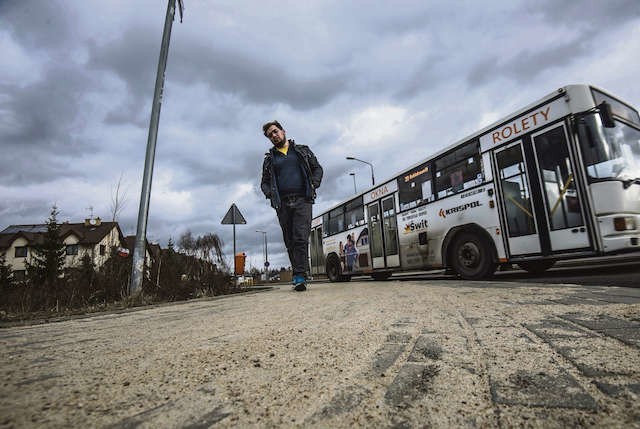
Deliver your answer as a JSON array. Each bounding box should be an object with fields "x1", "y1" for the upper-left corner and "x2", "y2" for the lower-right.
[{"x1": 0, "y1": 218, "x2": 126, "y2": 280}]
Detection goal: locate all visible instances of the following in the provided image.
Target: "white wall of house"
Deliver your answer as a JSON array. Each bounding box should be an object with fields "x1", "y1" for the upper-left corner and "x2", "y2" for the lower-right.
[
  {"x1": 89, "y1": 227, "x2": 124, "y2": 267},
  {"x1": 4, "y1": 236, "x2": 30, "y2": 272}
]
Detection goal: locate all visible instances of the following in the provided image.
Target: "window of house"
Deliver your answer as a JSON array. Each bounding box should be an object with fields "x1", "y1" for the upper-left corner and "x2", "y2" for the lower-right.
[
  {"x1": 435, "y1": 140, "x2": 483, "y2": 198},
  {"x1": 66, "y1": 244, "x2": 79, "y2": 256},
  {"x1": 398, "y1": 161, "x2": 433, "y2": 210},
  {"x1": 14, "y1": 247, "x2": 27, "y2": 258},
  {"x1": 99, "y1": 245, "x2": 106, "y2": 256}
]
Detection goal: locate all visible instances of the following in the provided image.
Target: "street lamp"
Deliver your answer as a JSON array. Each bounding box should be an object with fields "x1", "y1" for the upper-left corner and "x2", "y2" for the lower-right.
[
  {"x1": 349, "y1": 172, "x2": 357, "y2": 194},
  {"x1": 255, "y1": 230, "x2": 268, "y2": 278},
  {"x1": 346, "y1": 156, "x2": 375, "y2": 186}
]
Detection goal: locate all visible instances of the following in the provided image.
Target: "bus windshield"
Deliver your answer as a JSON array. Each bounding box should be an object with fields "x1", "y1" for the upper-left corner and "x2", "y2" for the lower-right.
[{"x1": 579, "y1": 114, "x2": 640, "y2": 183}]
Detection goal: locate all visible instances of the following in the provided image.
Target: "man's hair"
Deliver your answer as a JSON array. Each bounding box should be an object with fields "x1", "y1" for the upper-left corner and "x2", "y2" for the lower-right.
[{"x1": 262, "y1": 120, "x2": 283, "y2": 136}]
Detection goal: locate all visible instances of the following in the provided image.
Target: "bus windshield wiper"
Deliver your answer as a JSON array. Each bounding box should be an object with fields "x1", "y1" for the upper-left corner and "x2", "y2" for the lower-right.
[{"x1": 622, "y1": 177, "x2": 640, "y2": 189}]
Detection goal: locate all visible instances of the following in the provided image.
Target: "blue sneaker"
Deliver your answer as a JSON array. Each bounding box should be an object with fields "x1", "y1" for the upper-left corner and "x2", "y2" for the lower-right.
[{"x1": 292, "y1": 275, "x2": 307, "y2": 291}]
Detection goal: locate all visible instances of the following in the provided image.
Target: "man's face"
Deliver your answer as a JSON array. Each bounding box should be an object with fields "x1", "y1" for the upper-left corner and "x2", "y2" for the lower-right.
[{"x1": 265, "y1": 125, "x2": 286, "y2": 148}]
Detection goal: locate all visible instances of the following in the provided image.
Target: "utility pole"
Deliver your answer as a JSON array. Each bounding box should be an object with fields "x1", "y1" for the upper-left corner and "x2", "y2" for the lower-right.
[{"x1": 130, "y1": 0, "x2": 184, "y2": 295}]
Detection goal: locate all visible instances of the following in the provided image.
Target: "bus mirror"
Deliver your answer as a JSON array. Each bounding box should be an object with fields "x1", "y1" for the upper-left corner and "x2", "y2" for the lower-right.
[{"x1": 599, "y1": 101, "x2": 615, "y2": 128}]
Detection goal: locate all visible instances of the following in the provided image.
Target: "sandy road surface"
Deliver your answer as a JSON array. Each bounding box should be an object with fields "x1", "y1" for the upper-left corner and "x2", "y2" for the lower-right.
[{"x1": 1, "y1": 280, "x2": 640, "y2": 428}]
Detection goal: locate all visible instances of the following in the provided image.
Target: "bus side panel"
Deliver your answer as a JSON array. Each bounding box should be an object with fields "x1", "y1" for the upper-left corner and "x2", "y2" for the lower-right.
[
  {"x1": 398, "y1": 206, "x2": 431, "y2": 269},
  {"x1": 424, "y1": 184, "x2": 507, "y2": 266}
]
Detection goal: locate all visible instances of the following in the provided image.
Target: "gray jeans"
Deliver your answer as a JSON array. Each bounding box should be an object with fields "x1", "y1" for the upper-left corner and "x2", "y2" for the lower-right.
[{"x1": 276, "y1": 196, "x2": 312, "y2": 277}]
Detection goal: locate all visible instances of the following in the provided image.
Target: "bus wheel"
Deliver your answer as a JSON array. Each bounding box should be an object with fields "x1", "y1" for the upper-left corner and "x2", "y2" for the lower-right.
[
  {"x1": 451, "y1": 232, "x2": 495, "y2": 280},
  {"x1": 371, "y1": 272, "x2": 391, "y2": 281},
  {"x1": 326, "y1": 255, "x2": 343, "y2": 282},
  {"x1": 517, "y1": 260, "x2": 555, "y2": 275}
]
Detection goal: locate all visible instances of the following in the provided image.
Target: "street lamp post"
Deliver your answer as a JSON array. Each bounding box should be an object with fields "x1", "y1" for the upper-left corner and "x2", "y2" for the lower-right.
[
  {"x1": 346, "y1": 156, "x2": 375, "y2": 186},
  {"x1": 255, "y1": 230, "x2": 267, "y2": 279},
  {"x1": 349, "y1": 172, "x2": 357, "y2": 194}
]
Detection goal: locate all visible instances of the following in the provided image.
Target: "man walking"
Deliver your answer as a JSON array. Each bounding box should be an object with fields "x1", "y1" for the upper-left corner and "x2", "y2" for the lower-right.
[{"x1": 261, "y1": 120, "x2": 323, "y2": 291}]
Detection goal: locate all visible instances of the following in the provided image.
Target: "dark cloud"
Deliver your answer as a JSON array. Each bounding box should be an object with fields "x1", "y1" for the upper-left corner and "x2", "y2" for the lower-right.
[
  {"x1": 0, "y1": 153, "x2": 83, "y2": 186},
  {"x1": 538, "y1": 0, "x2": 640, "y2": 27},
  {"x1": 0, "y1": 64, "x2": 102, "y2": 185},
  {"x1": 87, "y1": 27, "x2": 350, "y2": 128},
  {"x1": 169, "y1": 39, "x2": 351, "y2": 110},
  {"x1": 0, "y1": 0, "x2": 78, "y2": 50},
  {"x1": 0, "y1": 66, "x2": 91, "y2": 145},
  {"x1": 392, "y1": 54, "x2": 445, "y2": 101},
  {"x1": 86, "y1": 29, "x2": 159, "y2": 125},
  {"x1": 467, "y1": 39, "x2": 589, "y2": 87},
  {"x1": 0, "y1": 198, "x2": 54, "y2": 227}
]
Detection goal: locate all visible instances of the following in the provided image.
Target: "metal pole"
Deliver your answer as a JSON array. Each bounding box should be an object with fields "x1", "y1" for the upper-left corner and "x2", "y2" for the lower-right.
[
  {"x1": 346, "y1": 157, "x2": 375, "y2": 186},
  {"x1": 349, "y1": 173, "x2": 357, "y2": 193},
  {"x1": 130, "y1": 0, "x2": 178, "y2": 295},
  {"x1": 256, "y1": 230, "x2": 267, "y2": 277},
  {"x1": 232, "y1": 209, "x2": 237, "y2": 277}
]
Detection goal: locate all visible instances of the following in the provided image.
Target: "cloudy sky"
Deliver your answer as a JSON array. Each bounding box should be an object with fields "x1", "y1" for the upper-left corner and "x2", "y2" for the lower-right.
[{"x1": 1, "y1": 0, "x2": 639, "y2": 271}]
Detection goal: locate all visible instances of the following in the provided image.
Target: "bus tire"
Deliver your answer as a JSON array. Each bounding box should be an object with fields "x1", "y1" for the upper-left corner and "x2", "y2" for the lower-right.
[
  {"x1": 450, "y1": 231, "x2": 496, "y2": 280},
  {"x1": 371, "y1": 272, "x2": 391, "y2": 281},
  {"x1": 326, "y1": 255, "x2": 343, "y2": 282},
  {"x1": 517, "y1": 260, "x2": 555, "y2": 275}
]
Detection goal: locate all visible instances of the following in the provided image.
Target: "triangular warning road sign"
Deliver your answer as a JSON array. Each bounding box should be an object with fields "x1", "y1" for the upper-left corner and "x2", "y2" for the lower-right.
[{"x1": 221, "y1": 203, "x2": 247, "y2": 225}]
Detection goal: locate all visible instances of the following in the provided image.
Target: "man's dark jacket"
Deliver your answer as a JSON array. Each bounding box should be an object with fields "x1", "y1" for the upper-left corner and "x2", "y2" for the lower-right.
[{"x1": 261, "y1": 139, "x2": 323, "y2": 209}]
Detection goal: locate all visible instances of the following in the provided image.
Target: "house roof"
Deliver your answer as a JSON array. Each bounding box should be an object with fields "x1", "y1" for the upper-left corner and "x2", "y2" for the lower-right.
[
  {"x1": 124, "y1": 235, "x2": 159, "y2": 262},
  {"x1": 0, "y1": 221, "x2": 125, "y2": 250},
  {"x1": 0, "y1": 230, "x2": 43, "y2": 250}
]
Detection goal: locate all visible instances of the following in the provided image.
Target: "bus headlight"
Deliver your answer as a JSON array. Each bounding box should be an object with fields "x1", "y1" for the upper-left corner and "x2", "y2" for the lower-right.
[{"x1": 613, "y1": 216, "x2": 637, "y2": 231}]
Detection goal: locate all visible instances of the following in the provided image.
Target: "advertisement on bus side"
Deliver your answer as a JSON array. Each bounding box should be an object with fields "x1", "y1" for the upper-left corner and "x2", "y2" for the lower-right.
[{"x1": 322, "y1": 225, "x2": 371, "y2": 274}]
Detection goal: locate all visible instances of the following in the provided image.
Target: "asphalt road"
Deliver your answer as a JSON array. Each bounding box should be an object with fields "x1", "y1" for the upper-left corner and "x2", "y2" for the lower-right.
[
  {"x1": 388, "y1": 257, "x2": 640, "y2": 288},
  {"x1": 1, "y1": 275, "x2": 639, "y2": 428}
]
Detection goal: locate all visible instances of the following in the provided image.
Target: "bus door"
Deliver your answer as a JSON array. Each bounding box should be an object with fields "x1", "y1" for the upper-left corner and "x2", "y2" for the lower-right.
[
  {"x1": 310, "y1": 225, "x2": 324, "y2": 275},
  {"x1": 494, "y1": 140, "x2": 542, "y2": 255},
  {"x1": 494, "y1": 124, "x2": 590, "y2": 256},
  {"x1": 530, "y1": 124, "x2": 590, "y2": 251},
  {"x1": 367, "y1": 195, "x2": 400, "y2": 269}
]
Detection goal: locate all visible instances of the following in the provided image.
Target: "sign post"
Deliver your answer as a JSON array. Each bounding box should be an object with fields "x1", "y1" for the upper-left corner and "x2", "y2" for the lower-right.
[{"x1": 221, "y1": 203, "x2": 247, "y2": 277}]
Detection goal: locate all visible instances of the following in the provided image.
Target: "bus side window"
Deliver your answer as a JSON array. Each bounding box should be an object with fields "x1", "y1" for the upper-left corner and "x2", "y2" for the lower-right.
[
  {"x1": 328, "y1": 206, "x2": 345, "y2": 236},
  {"x1": 398, "y1": 162, "x2": 432, "y2": 210},
  {"x1": 435, "y1": 141, "x2": 482, "y2": 198},
  {"x1": 344, "y1": 196, "x2": 364, "y2": 229}
]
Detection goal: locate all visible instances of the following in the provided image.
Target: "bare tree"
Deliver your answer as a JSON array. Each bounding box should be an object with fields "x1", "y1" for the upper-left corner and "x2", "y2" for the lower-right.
[
  {"x1": 199, "y1": 233, "x2": 224, "y2": 263},
  {"x1": 110, "y1": 173, "x2": 129, "y2": 222}
]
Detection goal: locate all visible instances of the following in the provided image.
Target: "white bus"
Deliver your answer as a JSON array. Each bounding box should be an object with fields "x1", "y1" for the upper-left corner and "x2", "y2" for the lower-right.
[{"x1": 310, "y1": 84, "x2": 640, "y2": 281}]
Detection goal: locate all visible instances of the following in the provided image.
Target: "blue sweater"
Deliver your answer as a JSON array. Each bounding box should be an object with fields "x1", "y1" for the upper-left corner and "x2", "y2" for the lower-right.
[{"x1": 272, "y1": 150, "x2": 305, "y2": 197}]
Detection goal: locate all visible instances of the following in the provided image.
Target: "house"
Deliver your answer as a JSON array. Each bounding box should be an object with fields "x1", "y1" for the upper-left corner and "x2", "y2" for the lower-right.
[
  {"x1": 0, "y1": 218, "x2": 126, "y2": 280},
  {"x1": 124, "y1": 235, "x2": 158, "y2": 272}
]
